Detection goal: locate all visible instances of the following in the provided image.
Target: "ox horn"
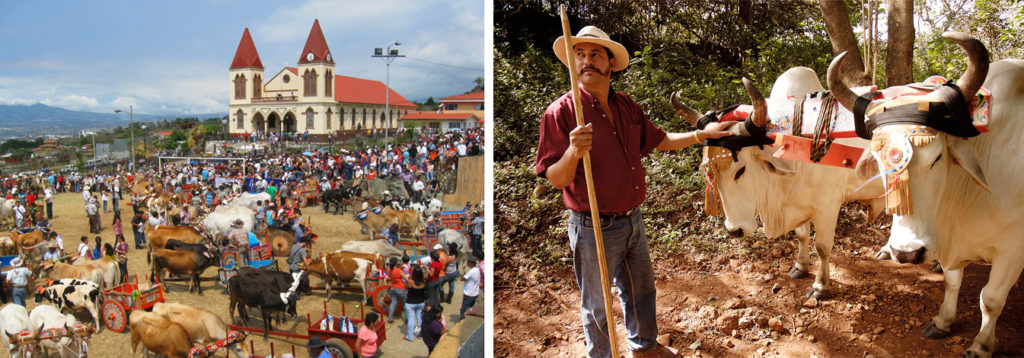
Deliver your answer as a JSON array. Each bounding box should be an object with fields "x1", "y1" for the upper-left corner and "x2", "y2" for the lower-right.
[
  {"x1": 741, "y1": 77, "x2": 768, "y2": 128},
  {"x1": 942, "y1": 32, "x2": 989, "y2": 101},
  {"x1": 826, "y1": 52, "x2": 862, "y2": 112},
  {"x1": 670, "y1": 91, "x2": 701, "y2": 126}
]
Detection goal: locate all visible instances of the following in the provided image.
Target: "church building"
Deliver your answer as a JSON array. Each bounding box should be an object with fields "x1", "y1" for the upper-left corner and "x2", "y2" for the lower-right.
[{"x1": 228, "y1": 19, "x2": 417, "y2": 136}]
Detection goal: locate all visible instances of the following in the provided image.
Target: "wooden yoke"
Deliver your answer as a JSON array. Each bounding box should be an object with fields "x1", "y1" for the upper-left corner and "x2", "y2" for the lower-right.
[{"x1": 559, "y1": 6, "x2": 622, "y2": 357}]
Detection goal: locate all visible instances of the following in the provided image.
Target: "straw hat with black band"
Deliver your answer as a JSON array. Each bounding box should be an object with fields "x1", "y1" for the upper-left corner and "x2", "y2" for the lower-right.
[{"x1": 552, "y1": 26, "x2": 630, "y2": 72}]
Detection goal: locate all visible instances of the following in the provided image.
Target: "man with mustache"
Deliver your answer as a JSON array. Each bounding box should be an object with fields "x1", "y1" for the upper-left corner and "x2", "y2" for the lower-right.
[{"x1": 535, "y1": 26, "x2": 730, "y2": 358}]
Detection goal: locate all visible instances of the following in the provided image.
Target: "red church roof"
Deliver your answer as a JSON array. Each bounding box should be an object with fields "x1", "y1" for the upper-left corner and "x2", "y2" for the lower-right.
[
  {"x1": 230, "y1": 28, "x2": 263, "y2": 69},
  {"x1": 298, "y1": 19, "x2": 334, "y2": 65},
  {"x1": 334, "y1": 75, "x2": 416, "y2": 108},
  {"x1": 439, "y1": 91, "x2": 484, "y2": 102}
]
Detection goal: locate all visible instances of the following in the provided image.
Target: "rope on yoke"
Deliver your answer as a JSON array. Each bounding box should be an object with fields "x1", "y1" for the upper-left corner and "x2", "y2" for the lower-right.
[{"x1": 810, "y1": 93, "x2": 836, "y2": 162}]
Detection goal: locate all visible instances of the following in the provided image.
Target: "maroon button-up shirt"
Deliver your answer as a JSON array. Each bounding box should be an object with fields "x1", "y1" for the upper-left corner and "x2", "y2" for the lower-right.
[{"x1": 535, "y1": 87, "x2": 666, "y2": 213}]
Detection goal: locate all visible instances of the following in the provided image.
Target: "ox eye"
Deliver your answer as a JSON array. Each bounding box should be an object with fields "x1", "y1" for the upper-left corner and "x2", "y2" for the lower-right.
[
  {"x1": 930, "y1": 153, "x2": 942, "y2": 169},
  {"x1": 733, "y1": 166, "x2": 746, "y2": 181}
]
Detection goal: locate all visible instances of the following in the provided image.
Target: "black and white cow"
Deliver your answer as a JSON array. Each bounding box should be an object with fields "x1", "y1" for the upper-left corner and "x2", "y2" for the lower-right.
[{"x1": 34, "y1": 279, "x2": 102, "y2": 331}]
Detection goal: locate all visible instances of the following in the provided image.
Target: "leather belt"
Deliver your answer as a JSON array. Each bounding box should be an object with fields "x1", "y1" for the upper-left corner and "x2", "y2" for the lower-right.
[{"x1": 575, "y1": 207, "x2": 638, "y2": 221}]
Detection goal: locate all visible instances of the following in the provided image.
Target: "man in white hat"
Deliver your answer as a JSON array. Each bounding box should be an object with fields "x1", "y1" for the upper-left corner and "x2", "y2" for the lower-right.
[
  {"x1": 536, "y1": 25, "x2": 732, "y2": 358},
  {"x1": 4, "y1": 256, "x2": 32, "y2": 306}
]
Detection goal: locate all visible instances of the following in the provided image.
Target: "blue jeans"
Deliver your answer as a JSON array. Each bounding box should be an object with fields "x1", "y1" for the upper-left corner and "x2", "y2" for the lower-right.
[
  {"x1": 442, "y1": 271, "x2": 458, "y2": 297},
  {"x1": 12, "y1": 287, "x2": 27, "y2": 306},
  {"x1": 459, "y1": 294, "x2": 477, "y2": 320},
  {"x1": 388, "y1": 288, "x2": 407, "y2": 321},
  {"x1": 568, "y1": 209, "x2": 656, "y2": 358},
  {"x1": 403, "y1": 302, "x2": 424, "y2": 340},
  {"x1": 134, "y1": 231, "x2": 145, "y2": 247}
]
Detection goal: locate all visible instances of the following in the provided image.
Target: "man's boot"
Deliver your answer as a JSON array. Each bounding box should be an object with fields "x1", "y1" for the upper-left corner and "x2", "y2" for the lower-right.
[{"x1": 445, "y1": 291, "x2": 453, "y2": 304}]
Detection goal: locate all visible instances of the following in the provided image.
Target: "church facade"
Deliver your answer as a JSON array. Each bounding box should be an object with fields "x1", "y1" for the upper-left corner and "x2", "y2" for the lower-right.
[{"x1": 228, "y1": 19, "x2": 417, "y2": 135}]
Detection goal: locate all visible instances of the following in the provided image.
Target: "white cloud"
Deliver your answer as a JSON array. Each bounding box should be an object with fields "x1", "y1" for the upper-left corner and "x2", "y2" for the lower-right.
[{"x1": 41, "y1": 94, "x2": 101, "y2": 111}]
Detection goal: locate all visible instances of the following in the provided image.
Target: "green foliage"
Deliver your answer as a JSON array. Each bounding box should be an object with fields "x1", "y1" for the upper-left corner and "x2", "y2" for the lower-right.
[{"x1": 0, "y1": 138, "x2": 43, "y2": 154}]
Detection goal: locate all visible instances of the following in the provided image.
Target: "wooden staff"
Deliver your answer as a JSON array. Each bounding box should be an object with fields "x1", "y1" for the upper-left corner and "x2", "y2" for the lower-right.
[{"x1": 559, "y1": 5, "x2": 621, "y2": 356}]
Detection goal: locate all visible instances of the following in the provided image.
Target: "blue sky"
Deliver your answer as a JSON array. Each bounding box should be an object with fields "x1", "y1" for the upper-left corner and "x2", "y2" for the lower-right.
[{"x1": 0, "y1": 0, "x2": 484, "y2": 115}]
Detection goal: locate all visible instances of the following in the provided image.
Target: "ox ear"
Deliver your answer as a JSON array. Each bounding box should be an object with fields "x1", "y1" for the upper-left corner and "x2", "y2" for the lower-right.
[
  {"x1": 756, "y1": 150, "x2": 797, "y2": 176},
  {"x1": 947, "y1": 138, "x2": 991, "y2": 193},
  {"x1": 854, "y1": 149, "x2": 880, "y2": 181}
]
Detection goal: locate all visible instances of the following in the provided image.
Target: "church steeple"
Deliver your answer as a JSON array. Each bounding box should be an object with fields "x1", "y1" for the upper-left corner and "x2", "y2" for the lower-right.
[
  {"x1": 298, "y1": 19, "x2": 334, "y2": 64},
  {"x1": 230, "y1": 27, "x2": 263, "y2": 69}
]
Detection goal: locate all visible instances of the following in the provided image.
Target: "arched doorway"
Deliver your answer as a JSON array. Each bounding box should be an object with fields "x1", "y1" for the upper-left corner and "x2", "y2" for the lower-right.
[
  {"x1": 252, "y1": 113, "x2": 265, "y2": 132},
  {"x1": 283, "y1": 112, "x2": 297, "y2": 132},
  {"x1": 268, "y1": 112, "x2": 280, "y2": 133}
]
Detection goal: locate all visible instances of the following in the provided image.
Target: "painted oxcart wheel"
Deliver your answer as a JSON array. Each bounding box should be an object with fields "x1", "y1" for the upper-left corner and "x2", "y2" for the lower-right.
[
  {"x1": 371, "y1": 286, "x2": 401, "y2": 317},
  {"x1": 103, "y1": 300, "x2": 128, "y2": 332}
]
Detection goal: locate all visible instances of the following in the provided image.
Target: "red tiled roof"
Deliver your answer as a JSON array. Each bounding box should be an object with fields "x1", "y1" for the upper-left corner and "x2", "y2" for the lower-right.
[
  {"x1": 399, "y1": 112, "x2": 479, "y2": 120},
  {"x1": 298, "y1": 19, "x2": 334, "y2": 65},
  {"x1": 335, "y1": 75, "x2": 416, "y2": 108},
  {"x1": 439, "y1": 91, "x2": 484, "y2": 102},
  {"x1": 230, "y1": 28, "x2": 264, "y2": 69},
  {"x1": 287, "y1": 67, "x2": 298, "y2": 74}
]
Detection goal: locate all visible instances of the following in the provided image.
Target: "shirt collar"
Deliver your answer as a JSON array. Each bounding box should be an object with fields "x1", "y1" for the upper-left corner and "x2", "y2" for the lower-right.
[{"x1": 578, "y1": 85, "x2": 618, "y2": 105}]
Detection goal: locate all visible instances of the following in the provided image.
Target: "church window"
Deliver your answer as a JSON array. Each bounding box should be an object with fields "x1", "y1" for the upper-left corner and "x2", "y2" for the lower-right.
[
  {"x1": 325, "y1": 70, "x2": 333, "y2": 97},
  {"x1": 305, "y1": 108, "x2": 315, "y2": 129},
  {"x1": 303, "y1": 69, "x2": 317, "y2": 97},
  {"x1": 253, "y1": 74, "x2": 262, "y2": 98},
  {"x1": 326, "y1": 108, "x2": 333, "y2": 129},
  {"x1": 351, "y1": 108, "x2": 357, "y2": 129},
  {"x1": 236, "y1": 110, "x2": 245, "y2": 129},
  {"x1": 233, "y1": 74, "x2": 246, "y2": 99}
]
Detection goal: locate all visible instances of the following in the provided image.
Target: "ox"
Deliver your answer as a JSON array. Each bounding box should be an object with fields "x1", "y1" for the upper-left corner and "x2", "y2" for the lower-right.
[
  {"x1": 152, "y1": 302, "x2": 247, "y2": 358},
  {"x1": 228, "y1": 192, "x2": 270, "y2": 211},
  {"x1": 34, "y1": 278, "x2": 102, "y2": 331},
  {"x1": 830, "y1": 33, "x2": 1024, "y2": 357},
  {"x1": 339, "y1": 239, "x2": 403, "y2": 259},
  {"x1": 671, "y1": 68, "x2": 885, "y2": 299},
  {"x1": 129, "y1": 311, "x2": 193, "y2": 358},
  {"x1": 380, "y1": 207, "x2": 424, "y2": 235},
  {"x1": 202, "y1": 206, "x2": 254, "y2": 237},
  {"x1": 38, "y1": 261, "x2": 103, "y2": 287},
  {"x1": 151, "y1": 247, "x2": 220, "y2": 295},
  {"x1": 305, "y1": 251, "x2": 381, "y2": 303},
  {"x1": 321, "y1": 186, "x2": 363, "y2": 214},
  {"x1": 228, "y1": 268, "x2": 311, "y2": 339},
  {"x1": 354, "y1": 210, "x2": 394, "y2": 237},
  {"x1": 146, "y1": 224, "x2": 210, "y2": 263},
  {"x1": 0, "y1": 199, "x2": 14, "y2": 229},
  {"x1": 29, "y1": 304, "x2": 86, "y2": 358},
  {"x1": 438, "y1": 229, "x2": 474, "y2": 272},
  {"x1": 0, "y1": 304, "x2": 36, "y2": 358},
  {"x1": 73, "y1": 256, "x2": 121, "y2": 289}
]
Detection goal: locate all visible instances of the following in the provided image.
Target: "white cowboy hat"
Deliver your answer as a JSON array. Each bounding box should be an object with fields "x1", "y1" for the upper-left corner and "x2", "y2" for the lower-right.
[
  {"x1": 552, "y1": 25, "x2": 630, "y2": 72},
  {"x1": 432, "y1": 243, "x2": 443, "y2": 250},
  {"x1": 10, "y1": 257, "x2": 23, "y2": 267}
]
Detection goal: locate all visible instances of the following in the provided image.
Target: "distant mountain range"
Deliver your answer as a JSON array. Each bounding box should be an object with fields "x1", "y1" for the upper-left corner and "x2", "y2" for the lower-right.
[{"x1": 0, "y1": 103, "x2": 225, "y2": 138}]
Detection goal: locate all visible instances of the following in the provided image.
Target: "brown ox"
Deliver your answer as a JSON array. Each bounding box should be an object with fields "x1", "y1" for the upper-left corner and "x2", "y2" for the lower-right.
[
  {"x1": 130, "y1": 180, "x2": 162, "y2": 196},
  {"x1": 152, "y1": 302, "x2": 247, "y2": 358},
  {"x1": 305, "y1": 251, "x2": 382, "y2": 303},
  {"x1": 381, "y1": 207, "x2": 424, "y2": 236},
  {"x1": 263, "y1": 226, "x2": 319, "y2": 257},
  {"x1": 37, "y1": 261, "x2": 103, "y2": 286},
  {"x1": 354, "y1": 210, "x2": 394, "y2": 237},
  {"x1": 73, "y1": 256, "x2": 122, "y2": 289},
  {"x1": 9, "y1": 228, "x2": 55, "y2": 254},
  {"x1": 151, "y1": 248, "x2": 219, "y2": 295},
  {"x1": 129, "y1": 311, "x2": 193, "y2": 358},
  {"x1": 146, "y1": 225, "x2": 209, "y2": 263}
]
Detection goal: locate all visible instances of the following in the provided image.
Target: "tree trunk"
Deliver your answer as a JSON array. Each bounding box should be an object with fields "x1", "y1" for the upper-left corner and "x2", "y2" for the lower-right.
[
  {"x1": 886, "y1": 0, "x2": 915, "y2": 86},
  {"x1": 820, "y1": 0, "x2": 872, "y2": 86}
]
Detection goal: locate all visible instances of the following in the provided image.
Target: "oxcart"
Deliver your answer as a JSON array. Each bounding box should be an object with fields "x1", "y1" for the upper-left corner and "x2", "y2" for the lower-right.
[
  {"x1": 227, "y1": 302, "x2": 386, "y2": 358},
  {"x1": 101, "y1": 274, "x2": 165, "y2": 332},
  {"x1": 218, "y1": 240, "x2": 279, "y2": 284}
]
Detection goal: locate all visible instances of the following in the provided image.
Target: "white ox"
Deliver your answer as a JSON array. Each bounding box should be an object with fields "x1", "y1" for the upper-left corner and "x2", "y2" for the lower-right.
[
  {"x1": 201, "y1": 205, "x2": 254, "y2": 236},
  {"x1": 228, "y1": 192, "x2": 271, "y2": 211},
  {"x1": 29, "y1": 305, "x2": 83, "y2": 358},
  {"x1": 0, "y1": 304, "x2": 33, "y2": 358},
  {"x1": 0, "y1": 199, "x2": 14, "y2": 229},
  {"x1": 438, "y1": 229, "x2": 474, "y2": 272},
  {"x1": 832, "y1": 33, "x2": 1024, "y2": 357},
  {"x1": 340, "y1": 239, "x2": 403, "y2": 258},
  {"x1": 672, "y1": 67, "x2": 884, "y2": 299}
]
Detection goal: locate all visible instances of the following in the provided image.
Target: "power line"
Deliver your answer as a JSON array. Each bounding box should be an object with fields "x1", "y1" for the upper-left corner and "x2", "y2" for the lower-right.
[{"x1": 403, "y1": 56, "x2": 483, "y2": 72}]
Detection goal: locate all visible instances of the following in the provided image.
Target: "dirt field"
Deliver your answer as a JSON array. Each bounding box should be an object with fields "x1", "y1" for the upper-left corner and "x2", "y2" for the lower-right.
[
  {"x1": 495, "y1": 206, "x2": 1024, "y2": 357},
  {"x1": 25, "y1": 191, "x2": 474, "y2": 358}
]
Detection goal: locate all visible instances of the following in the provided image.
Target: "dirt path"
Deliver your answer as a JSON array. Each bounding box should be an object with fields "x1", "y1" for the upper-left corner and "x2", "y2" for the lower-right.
[
  {"x1": 22, "y1": 191, "x2": 472, "y2": 358},
  {"x1": 495, "y1": 217, "x2": 1024, "y2": 357}
]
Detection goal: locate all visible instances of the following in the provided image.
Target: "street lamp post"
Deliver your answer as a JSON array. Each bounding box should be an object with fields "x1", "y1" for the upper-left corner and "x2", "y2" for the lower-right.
[
  {"x1": 114, "y1": 105, "x2": 135, "y2": 169},
  {"x1": 372, "y1": 41, "x2": 404, "y2": 148}
]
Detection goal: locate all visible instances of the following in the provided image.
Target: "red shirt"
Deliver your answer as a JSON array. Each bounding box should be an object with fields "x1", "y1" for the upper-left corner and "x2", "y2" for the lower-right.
[
  {"x1": 428, "y1": 261, "x2": 444, "y2": 282},
  {"x1": 389, "y1": 267, "x2": 405, "y2": 290},
  {"x1": 535, "y1": 88, "x2": 666, "y2": 213}
]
